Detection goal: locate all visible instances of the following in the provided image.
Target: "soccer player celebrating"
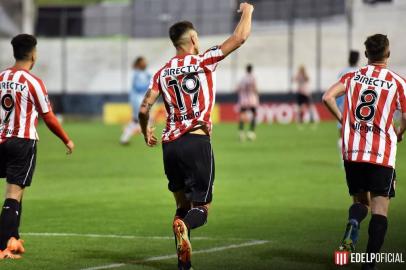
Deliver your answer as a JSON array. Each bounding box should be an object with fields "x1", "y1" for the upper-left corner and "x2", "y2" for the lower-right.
[
  {"x1": 138, "y1": 2, "x2": 254, "y2": 269},
  {"x1": 0, "y1": 34, "x2": 74, "y2": 259},
  {"x1": 120, "y1": 56, "x2": 151, "y2": 145},
  {"x1": 237, "y1": 64, "x2": 259, "y2": 141},
  {"x1": 323, "y1": 34, "x2": 406, "y2": 270}
]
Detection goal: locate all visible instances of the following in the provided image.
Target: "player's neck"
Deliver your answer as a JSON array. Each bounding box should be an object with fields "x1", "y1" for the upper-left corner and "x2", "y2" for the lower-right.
[
  {"x1": 176, "y1": 47, "x2": 195, "y2": 57},
  {"x1": 13, "y1": 61, "x2": 32, "y2": 71},
  {"x1": 369, "y1": 60, "x2": 387, "y2": 68}
]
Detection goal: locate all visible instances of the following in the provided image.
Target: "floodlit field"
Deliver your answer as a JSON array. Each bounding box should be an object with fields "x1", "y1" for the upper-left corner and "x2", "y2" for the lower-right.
[{"x1": 1, "y1": 122, "x2": 405, "y2": 270}]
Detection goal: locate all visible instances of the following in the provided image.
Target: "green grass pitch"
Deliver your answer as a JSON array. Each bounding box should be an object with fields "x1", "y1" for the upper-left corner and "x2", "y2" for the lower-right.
[{"x1": 0, "y1": 122, "x2": 405, "y2": 270}]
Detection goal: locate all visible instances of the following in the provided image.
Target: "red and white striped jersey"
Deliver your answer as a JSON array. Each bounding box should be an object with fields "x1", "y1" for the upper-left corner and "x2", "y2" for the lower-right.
[
  {"x1": 0, "y1": 67, "x2": 51, "y2": 143},
  {"x1": 149, "y1": 46, "x2": 224, "y2": 142},
  {"x1": 237, "y1": 74, "x2": 258, "y2": 108},
  {"x1": 340, "y1": 64, "x2": 406, "y2": 168}
]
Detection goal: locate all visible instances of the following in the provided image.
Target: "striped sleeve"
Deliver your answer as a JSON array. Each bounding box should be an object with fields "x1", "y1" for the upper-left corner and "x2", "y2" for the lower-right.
[
  {"x1": 201, "y1": 46, "x2": 225, "y2": 71},
  {"x1": 396, "y1": 77, "x2": 406, "y2": 112},
  {"x1": 339, "y1": 72, "x2": 353, "y2": 85},
  {"x1": 148, "y1": 69, "x2": 162, "y2": 92},
  {"x1": 27, "y1": 74, "x2": 52, "y2": 114}
]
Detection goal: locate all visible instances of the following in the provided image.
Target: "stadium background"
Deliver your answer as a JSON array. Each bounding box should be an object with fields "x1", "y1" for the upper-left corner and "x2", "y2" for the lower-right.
[
  {"x1": 1, "y1": 0, "x2": 405, "y2": 123},
  {"x1": 0, "y1": 1, "x2": 406, "y2": 270}
]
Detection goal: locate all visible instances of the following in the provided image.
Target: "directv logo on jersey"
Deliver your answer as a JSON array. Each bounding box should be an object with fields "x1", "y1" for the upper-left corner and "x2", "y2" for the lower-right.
[
  {"x1": 162, "y1": 65, "x2": 200, "y2": 77},
  {"x1": 0, "y1": 81, "x2": 27, "y2": 92},
  {"x1": 354, "y1": 74, "x2": 394, "y2": 89}
]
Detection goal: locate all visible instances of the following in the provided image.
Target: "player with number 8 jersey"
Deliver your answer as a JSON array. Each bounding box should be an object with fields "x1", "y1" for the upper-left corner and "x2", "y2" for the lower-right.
[
  {"x1": 324, "y1": 34, "x2": 406, "y2": 269},
  {"x1": 339, "y1": 64, "x2": 406, "y2": 168}
]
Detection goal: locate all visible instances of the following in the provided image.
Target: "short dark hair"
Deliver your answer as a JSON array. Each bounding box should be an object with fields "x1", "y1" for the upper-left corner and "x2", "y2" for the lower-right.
[
  {"x1": 246, "y1": 64, "x2": 253, "y2": 73},
  {"x1": 11, "y1": 34, "x2": 37, "y2": 61},
  {"x1": 133, "y1": 56, "x2": 145, "y2": 67},
  {"x1": 364, "y1": 34, "x2": 389, "y2": 62},
  {"x1": 169, "y1": 21, "x2": 195, "y2": 47},
  {"x1": 348, "y1": 50, "x2": 360, "y2": 66}
]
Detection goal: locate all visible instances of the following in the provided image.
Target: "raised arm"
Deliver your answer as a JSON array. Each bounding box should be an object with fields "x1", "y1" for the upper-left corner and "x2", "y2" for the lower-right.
[
  {"x1": 221, "y1": 2, "x2": 254, "y2": 57},
  {"x1": 139, "y1": 89, "x2": 160, "y2": 147},
  {"x1": 322, "y1": 82, "x2": 346, "y2": 122}
]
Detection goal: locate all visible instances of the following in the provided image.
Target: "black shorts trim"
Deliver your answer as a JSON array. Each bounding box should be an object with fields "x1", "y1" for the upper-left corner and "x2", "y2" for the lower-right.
[
  {"x1": 344, "y1": 161, "x2": 396, "y2": 198},
  {"x1": 297, "y1": 93, "x2": 310, "y2": 105},
  {"x1": 162, "y1": 133, "x2": 215, "y2": 203},
  {"x1": 0, "y1": 137, "x2": 37, "y2": 188},
  {"x1": 240, "y1": 107, "x2": 257, "y2": 115}
]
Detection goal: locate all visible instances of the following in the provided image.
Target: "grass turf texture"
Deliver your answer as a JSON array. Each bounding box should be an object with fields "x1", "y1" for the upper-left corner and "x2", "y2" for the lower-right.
[{"x1": 0, "y1": 122, "x2": 405, "y2": 270}]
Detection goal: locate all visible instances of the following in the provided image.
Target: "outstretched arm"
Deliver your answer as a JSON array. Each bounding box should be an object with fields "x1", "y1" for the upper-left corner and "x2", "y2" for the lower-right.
[
  {"x1": 139, "y1": 89, "x2": 160, "y2": 147},
  {"x1": 41, "y1": 111, "x2": 74, "y2": 154},
  {"x1": 322, "y1": 82, "x2": 346, "y2": 122},
  {"x1": 220, "y1": 2, "x2": 254, "y2": 57}
]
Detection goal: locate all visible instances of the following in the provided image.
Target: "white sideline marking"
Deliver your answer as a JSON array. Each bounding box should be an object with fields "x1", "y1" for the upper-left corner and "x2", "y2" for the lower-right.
[
  {"x1": 22, "y1": 232, "x2": 256, "y2": 242},
  {"x1": 22, "y1": 232, "x2": 208, "y2": 240},
  {"x1": 80, "y1": 240, "x2": 269, "y2": 270}
]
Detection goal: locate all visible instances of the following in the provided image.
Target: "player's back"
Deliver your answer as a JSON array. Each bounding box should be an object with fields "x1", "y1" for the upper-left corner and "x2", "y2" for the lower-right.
[
  {"x1": 150, "y1": 46, "x2": 224, "y2": 142},
  {"x1": 0, "y1": 67, "x2": 50, "y2": 142},
  {"x1": 238, "y1": 74, "x2": 258, "y2": 107},
  {"x1": 340, "y1": 64, "x2": 406, "y2": 167}
]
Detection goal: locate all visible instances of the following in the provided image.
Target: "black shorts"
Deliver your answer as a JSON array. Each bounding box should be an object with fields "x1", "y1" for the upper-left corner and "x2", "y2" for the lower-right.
[
  {"x1": 297, "y1": 93, "x2": 310, "y2": 106},
  {"x1": 0, "y1": 137, "x2": 37, "y2": 188},
  {"x1": 344, "y1": 161, "x2": 396, "y2": 198},
  {"x1": 162, "y1": 133, "x2": 214, "y2": 203},
  {"x1": 240, "y1": 106, "x2": 257, "y2": 115}
]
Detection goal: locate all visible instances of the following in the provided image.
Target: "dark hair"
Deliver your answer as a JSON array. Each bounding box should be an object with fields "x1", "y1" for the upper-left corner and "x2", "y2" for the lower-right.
[
  {"x1": 348, "y1": 50, "x2": 360, "y2": 66},
  {"x1": 11, "y1": 34, "x2": 37, "y2": 61},
  {"x1": 364, "y1": 34, "x2": 389, "y2": 62},
  {"x1": 246, "y1": 64, "x2": 253, "y2": 73},
  {"x1": 169, "y1": 21, "x2": 195, "y2": 47},
  {"x1": 133, "y1": 56, "x2": 145, "y2": 67}
]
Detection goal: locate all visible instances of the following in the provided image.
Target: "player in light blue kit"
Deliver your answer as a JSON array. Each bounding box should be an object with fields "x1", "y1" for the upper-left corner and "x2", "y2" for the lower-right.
[
  {"x1": 336, "y1": 50, "x2": 359, "y2": 157},
  {"x1": 120, "y1": 57, "x2": 151, "y2": 144}
]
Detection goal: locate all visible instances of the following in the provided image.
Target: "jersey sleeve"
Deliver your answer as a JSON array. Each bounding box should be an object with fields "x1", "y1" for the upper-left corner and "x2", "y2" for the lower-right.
[
  {"x1": 30, "y1": 78, "x2": 52, "y2": 114},
  {"x1": 148, "y1": 70, "x2": 162, "y2": 92},
  {"x1": 339, "y1": 72, "x2": 353, "y2": 85},
  {"x1": 397, "y1": 79, "x2": 406, "y2": 112},
  {"x1": 201, "y1": 46, "x2": 225, "y2": 71}
]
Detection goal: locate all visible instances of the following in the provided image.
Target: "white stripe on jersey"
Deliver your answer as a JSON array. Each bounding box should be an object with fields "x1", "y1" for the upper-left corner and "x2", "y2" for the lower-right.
[
  {"x1": 24, "y1": 72, "x2": 50, "y2": 114},
  {"x1": 0, "y1": 70, "x2": 12, "y2": 142},
  {"x1": 351, "y1": 66, "x2": 375, "y2": 161},
  {"x1": 343, "y1": 75, "x2": 355, "y2": 160},
  {"x1": 17, "y1": 71, "x2": 29, "y2": 138},
  {"x1": 7, "y1": 71, "x2": 23, "y2": 139},
  {"x1": 362, "y1": 69, "x2": 388, "y2": 161}
]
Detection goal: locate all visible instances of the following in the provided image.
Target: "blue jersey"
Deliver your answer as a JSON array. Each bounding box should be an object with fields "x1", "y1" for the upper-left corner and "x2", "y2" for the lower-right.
[
  {"x1": 131, "y1": 69, "x2": 151, "y2": 95},
  {"x1": 130, "y1": 69, "x2": 151, "y2": 119}
]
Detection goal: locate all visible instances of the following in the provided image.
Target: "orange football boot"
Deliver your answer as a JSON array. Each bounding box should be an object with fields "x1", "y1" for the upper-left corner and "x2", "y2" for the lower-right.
[
  {"x1": 7, "y1": 237, "x2": 25, "y2": 254},
  {"x1": 173, "y1": 219, "x2": 192, "y2": 269}
]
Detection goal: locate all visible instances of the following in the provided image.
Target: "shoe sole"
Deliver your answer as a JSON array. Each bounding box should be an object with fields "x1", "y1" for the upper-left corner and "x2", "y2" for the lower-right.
[{"x1": 173, "y1": 220, "x2": 192, "y2": 265}]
